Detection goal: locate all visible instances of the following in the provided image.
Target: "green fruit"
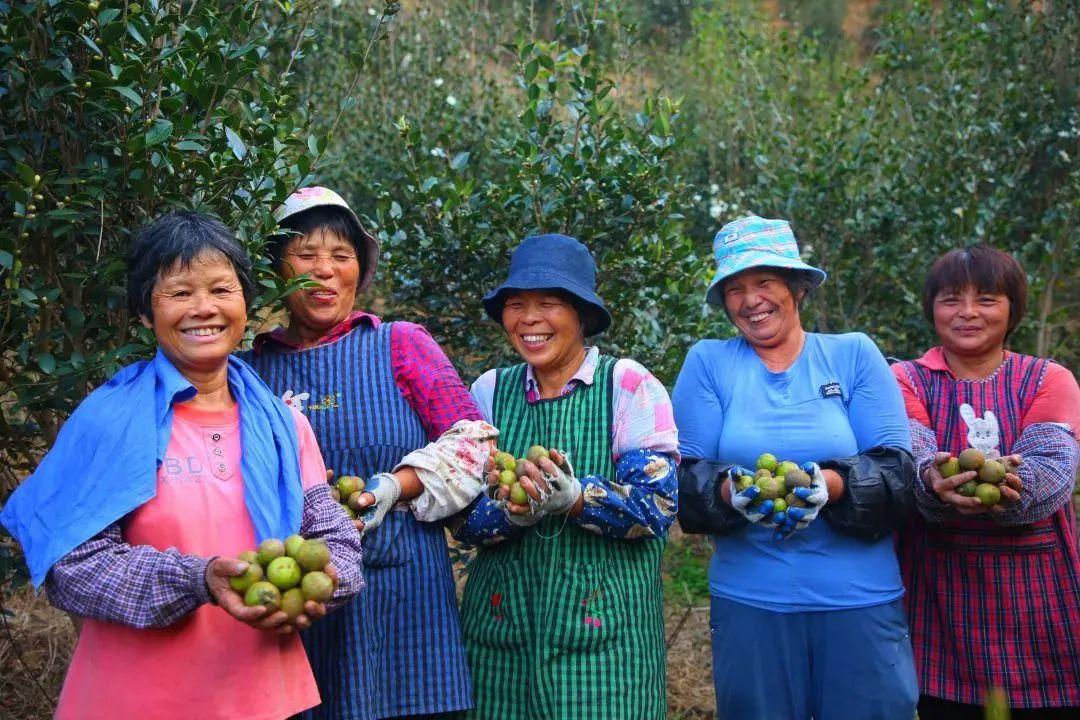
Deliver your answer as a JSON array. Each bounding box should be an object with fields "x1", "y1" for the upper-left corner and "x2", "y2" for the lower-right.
[
  {"x1": 335, "y1": 475, "x2": 361, "y2": 498},
  {"x1": 754, "y1": 468, "x2": 773, "y2": 479},
  {"x1": 295, "y1": 539, "x2": 331, "y2": 572},
  {"x1": 300, "y1": 571, "x2": 334, "y2": 602},
  {"x1": 755, "y1": 475, "x2": 783, "y2": 500},
  {"x1": 244, "y1": 581, "x2": 282, "y2": 611},
  {"x1": 975, "y1": 483, "x2": 1001, "y2": 506},
  {"x1": 342, "y1": 504, "x2": 357, "y2": 520},
  {"x1": 957, "y1": 480, "x2": 978, "y2": 497},
  {"x1": 280, "y1": 588, "x2": 306, "y2": 619},
  {"x1": 775, "y1": 461, "x2": 799, "y2": 478},
  {"x1": 526, "y1": 445, "x2": 550, "y2": 464},
  {"x1": 979, "y1": 459, "x2": 1006, "y2": 485},
  {"x1": 938, "y1": 457, "x2": 961, "y2": 478},
  {"x1": 756, "y1": 453, "x2": 778, "y2": 472},
  {"x1": 509, "y1": 482, "x2": 529, "y2": 506},
  {"x1": 772, "y1": 498, "x2": 788, "y2": 513},
  {"x1": 499, "y1": 469, "x2": 516, "y2": 487},
  {"x1": 228, "y1": 559, "x2": 264, "y2": 593},
  {"x1": 238, "y1": 550, "x2": 260, "y2": 566},
  {"x1": 785, "y1": 492, "x2": 807, "y2": 509},
  {"x1": 736, "y1": 475, "x2": 755, "y2": 492},
  {"x1": 347, "y1": 490, "x2": 367, "y2": 512},
  {"x1": 266, "y1": 556, "x2": 302, "y2": 590},
  {"x1": 494, "y1": 452, "x2": 516, "y2": 472},
  {"x1": 284, "y1": 534, "x2": 305, "y2": 558},
  {"x1": 784, "y1": 468, "x2": 811, "y2": 490},
  {"x1": 515, "y1": 460, "x2": 529, "y2": 478},
  {"x1": 256, "y1": 538, "x2": 285, "y2": 567},
  {"x1": 958, "y1": 448, "x2": 985, "y2": 472}
]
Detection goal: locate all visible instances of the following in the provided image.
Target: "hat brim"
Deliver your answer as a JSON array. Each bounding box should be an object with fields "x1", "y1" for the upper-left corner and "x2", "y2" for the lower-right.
[
  {"x1": 483, "y1": 270, "x2": 612, "y2": 337},
  {"x1": 276, "y1": 195, "x2": 380, "y2": 293},
  {"x1": 705, "y1": 254, "x2": 826, "y2": 306}
]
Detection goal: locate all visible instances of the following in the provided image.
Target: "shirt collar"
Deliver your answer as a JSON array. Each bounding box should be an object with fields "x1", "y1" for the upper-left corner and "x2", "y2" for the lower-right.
[
  {"x1": 252, "y1": 310, "x2": 381, "y2": 353},
  {"x1": 914, "y1": 346, "x2": 1012, "y2": 377},
  {"x1": 523, "y1": 346, "x2": 600, "y2": 396}
]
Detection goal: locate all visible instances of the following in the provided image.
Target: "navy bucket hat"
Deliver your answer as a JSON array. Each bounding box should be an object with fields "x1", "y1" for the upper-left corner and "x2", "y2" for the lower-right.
[{"x1": 482, "y1": 234, "x2": 612, "y2": 336}]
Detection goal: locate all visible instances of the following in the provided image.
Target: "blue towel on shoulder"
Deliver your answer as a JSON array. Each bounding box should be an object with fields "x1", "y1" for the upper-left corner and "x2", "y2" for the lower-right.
[{"x1": 0, "y1": 350, "x2": 303, "y2": 587}]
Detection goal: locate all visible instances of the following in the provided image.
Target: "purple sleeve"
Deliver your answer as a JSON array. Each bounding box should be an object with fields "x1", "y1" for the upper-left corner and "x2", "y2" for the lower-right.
[
  {"x1": 300, "y1": 483, "x2": 364, "y2": 609},
  {"x1": 391, "y1": 322, "x2": 482, "y2": 440},
  {"x1": 908, "y1": 419, "x2": 957, "y2": 524},
  {"x1": 44, "y1": 524, "x2": 212, "y2": 629},
  {"x1": 993, "y1": 422, "x2": 1079, "y2": 526}
]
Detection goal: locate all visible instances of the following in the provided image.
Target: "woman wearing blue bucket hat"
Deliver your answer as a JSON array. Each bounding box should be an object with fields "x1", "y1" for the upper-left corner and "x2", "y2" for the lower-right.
[
  {"x1": 450, "y1": 234, "x2": 680, "y2": 720},
  {"x1": 671, "y1": 215, "x2": 919, "y2": 719}
]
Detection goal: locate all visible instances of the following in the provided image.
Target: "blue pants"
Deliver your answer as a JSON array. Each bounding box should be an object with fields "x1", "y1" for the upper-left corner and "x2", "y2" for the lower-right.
[{"x1": 710, "y1": 596, "x2": 918, "y2": 720}]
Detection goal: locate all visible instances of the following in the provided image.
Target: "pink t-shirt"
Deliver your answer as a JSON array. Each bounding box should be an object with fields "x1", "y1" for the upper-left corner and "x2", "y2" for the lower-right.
[{"x1": 56, "y1": 403, "x2": 327, "y2": 720}]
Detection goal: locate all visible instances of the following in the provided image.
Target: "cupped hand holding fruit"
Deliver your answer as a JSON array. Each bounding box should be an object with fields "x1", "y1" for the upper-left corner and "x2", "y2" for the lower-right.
[{"x1": 927, "y1": 451, "x2": 1022, "y2": 515}]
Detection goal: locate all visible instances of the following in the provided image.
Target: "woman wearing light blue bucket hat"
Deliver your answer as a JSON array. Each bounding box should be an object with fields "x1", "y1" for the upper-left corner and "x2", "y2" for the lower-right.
[{"x1": 671, "y1": 215, "x2": 919, "y2": 719}]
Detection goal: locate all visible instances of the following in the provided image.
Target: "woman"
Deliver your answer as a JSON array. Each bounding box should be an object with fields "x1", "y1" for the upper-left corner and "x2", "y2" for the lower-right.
[
  {"x1": 672, "y1": 215, "x2": 918, "y2": 720},
  {"x1": 893, "y1": 244, "x2": 1080, "y2": 719},
  {"x1": 0, "y1": 211, "x2": 364, "y2": 720},
  {"x1": 243, "y1": 187, "x2": 492, "y2": 720},
  {"x1": 452, "y1": 234, "x2": 679, "y2": 720}
]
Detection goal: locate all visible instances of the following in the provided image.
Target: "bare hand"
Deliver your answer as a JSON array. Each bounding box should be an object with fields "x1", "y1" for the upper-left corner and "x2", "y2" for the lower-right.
[
  {"x1": 997, "y1": 454, "x2": 1023, "y2": 507},
  {"x1": 925, "y1": 452, "x2": 997, "y2": 515},
  {"x1": 205, "y1": 557, "x2": 294, "y2": 634}
]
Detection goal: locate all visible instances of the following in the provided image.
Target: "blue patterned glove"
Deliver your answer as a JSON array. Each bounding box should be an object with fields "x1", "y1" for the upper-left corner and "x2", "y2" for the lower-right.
[
  {"x1": 726, "y1": 465, "x2": 777, "y2": 526},
  {"x1": 357, "y1": 472, "x2": 402, "y2": 536},
  {"x1": 773, "y1": 462, "x2": 829, "y2": 538}
]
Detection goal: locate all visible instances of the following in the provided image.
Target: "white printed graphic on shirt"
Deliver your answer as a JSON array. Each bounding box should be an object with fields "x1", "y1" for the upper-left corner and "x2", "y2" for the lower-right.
[
  {"x1": 959, "y1": 403, "x2": 1000, "y2": 458},
  {"x1": 281, "y1": 389, "x2": 310, "y2": 413}
]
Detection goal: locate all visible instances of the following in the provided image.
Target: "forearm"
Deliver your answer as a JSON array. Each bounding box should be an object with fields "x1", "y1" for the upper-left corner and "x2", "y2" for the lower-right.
[
  {"x1": 906, "y1": 419, "x2": 959, "y2": 523},
  {"x1": 570, "y1": 450, "x2": 678, "y2": 540},
  {"x1": 449, "y1": 494, "x2": 528, "y2": 546},
  {"x1": 675, "y1": 458, "x2": 746, "y2": 535},
  {"x1": 45, "y1": 524, "x2": 211, "y2": 629},
  {"x1": 993, "y1": 422, "x2": 1078, "y2": 526},
  {"x1": 395, "y1": 419, "x2": 495, "y2": 521},
  {"x1": 300, "y1": 484, "x2": 364, "y2": 611},
  {"x1": 819, "y1": 445, "x2": 915, "y2": 541}
]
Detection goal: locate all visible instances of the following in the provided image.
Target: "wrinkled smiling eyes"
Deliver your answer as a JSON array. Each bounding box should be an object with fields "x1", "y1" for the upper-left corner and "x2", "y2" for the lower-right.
[{"x1": 286, "y1": 252, "x2": 356, "y2": 266}]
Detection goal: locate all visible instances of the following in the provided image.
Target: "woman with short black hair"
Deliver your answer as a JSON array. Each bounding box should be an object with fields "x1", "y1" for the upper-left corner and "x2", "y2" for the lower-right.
[
  {"x1": 894, "y1": 243, "x2": 1080, "y2": 719},
  {"x1": 0, "y1": 211, "x2": 364, "y2": 720}
]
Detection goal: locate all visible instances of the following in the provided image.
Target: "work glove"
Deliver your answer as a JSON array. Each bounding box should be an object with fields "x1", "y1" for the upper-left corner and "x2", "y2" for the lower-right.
[
  {"x1": 772, "y1": 462, "x2": 829, "y2": 538},
  {"x1": 356, "y1": 472, "x2": 402, "y2": 536},
  {"x1": 504, "y1": 449, "x2": 582, "y2": 526},
  {"x1": 726, "y1": 464, "x2": 776, "y2": 526}
]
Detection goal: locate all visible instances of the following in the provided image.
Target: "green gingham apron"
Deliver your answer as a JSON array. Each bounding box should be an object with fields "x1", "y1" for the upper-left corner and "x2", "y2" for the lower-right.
[{"x1": 461, "y1": 356, "x2": 667, "y2": 720}]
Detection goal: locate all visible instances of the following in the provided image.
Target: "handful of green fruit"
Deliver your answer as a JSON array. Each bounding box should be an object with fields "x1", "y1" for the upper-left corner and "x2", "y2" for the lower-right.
[
  {"x1": 492, "y1": 445, "x2": 553, "y2": 507},
  {"x1": 229, "y1": 535, "x2": 337, "y2": 619},
  {"x1": 734, "y1": 453, "x2": 816, "y2": 521},
  {"x1": 330, "y1": 475, "x2": 366, "y2": 519},
  {"x1": 936, "y1": 448, "x2": 1014, "y2": 507}
]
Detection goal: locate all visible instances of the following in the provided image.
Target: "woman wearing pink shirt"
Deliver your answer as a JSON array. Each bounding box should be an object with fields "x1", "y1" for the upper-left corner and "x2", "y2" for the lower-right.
[{"x1": 0, "y1": 212, "x2": 364, "y2": 720}]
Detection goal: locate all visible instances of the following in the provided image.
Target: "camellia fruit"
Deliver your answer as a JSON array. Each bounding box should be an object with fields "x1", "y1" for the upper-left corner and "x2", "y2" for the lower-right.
[
  {"x1": 755, "y1": 453, "x2": 778, "y2": 473},
  {"x1": 284, "y1": 534, "x2": 305, "y2": 559},
  {"x1": 256, "y1": 538, "x2": 286, "y2": 567},
  {"x1": 301, "y1": 571, "x2": 335, "y2": 602},
  {"x1": 244, "y1": 581, "x2": 282, "y2": 611},
  {"x1": 509, "y1": 482, "x2": 529, "y2": 506},
  {"x1": 938, "y1": 457, "x2": 961, "y2": 478},
  {"x1": 228, "y1": 559, "x2": 264, "y2": 593},
  {"x1": 335, "y1": 475, "x2": 361, "y2": 498},
  {"x1": 526, "y1": 445, "x2": 550, "y2": 464},
  {"x1": 280, "y1": 588, "x2": 306, "y2": 619},
  {"x1": 979, "y1": 459, "x2": 1006, "y2": 485},
  {"x1": 958, "y1": 448, "x2": 985, "y2": 472},
  {"x1": 295, "y1": 539, "x2": 331, "y2": 573},
  {"x1": 266, "y1": 556, "x2": 302, "y2": 591},
  {"x1": 499, "y1": 470, "x2": 516, "y2": 487},
  {"x1": 975, "y1": 483, "x2": 1001, "y2": 506}
]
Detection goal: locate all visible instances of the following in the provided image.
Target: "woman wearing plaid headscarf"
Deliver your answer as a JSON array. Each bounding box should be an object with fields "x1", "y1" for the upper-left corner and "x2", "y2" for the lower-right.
[
  {"x1": 673, "y1": 215, "x2": 919, "y2": 719},
  {"x1": 893, "y1": 244, "x2": 1080, "y2": 720}
]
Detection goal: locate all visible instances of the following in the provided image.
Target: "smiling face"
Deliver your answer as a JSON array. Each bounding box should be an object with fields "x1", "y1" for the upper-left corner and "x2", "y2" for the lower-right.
[
  {"x1": 279, "y1": 227, "x2": 361, "y2": 344},
  {"x1": 933, "y1": 284, "x2": 1010, "y2": 358},
  {"x1": 500, "y1": 290, "x2": 585, "y2": 373},
  {"x1": 142, "y1": 252, "x2": 248, "y2": 378},
  {"x1": 721, "y1": 269, "x2": 804, "y2": 349}
]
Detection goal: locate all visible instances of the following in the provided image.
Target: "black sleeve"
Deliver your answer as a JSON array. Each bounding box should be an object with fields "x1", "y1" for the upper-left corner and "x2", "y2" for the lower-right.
[
  {"x1": 819, "y1": 445, "x2": 915, "y2": 542},
  {"x1": 676, "y1": 458, "x2": 746, "y2": 535}
]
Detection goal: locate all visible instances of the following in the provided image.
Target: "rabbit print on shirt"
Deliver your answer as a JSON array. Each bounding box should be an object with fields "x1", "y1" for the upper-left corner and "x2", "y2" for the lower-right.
[{"x1": 959, "y1": 403, "x2": 1000, "y2": 457}]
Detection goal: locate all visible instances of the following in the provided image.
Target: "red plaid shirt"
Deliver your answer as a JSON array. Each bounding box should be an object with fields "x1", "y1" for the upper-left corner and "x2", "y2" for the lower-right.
[
  {"x1": 252, "y1": 311, "x2": 480, "y2": 440},
  {"x1": 893, "y1": 348, "x2": 1080, "y2": 709}
]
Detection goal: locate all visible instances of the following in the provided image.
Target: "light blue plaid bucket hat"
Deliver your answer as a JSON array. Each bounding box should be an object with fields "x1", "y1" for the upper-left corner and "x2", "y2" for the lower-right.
[{"x1": 705, "y1": 215, "x2": 826, "y2": 306}]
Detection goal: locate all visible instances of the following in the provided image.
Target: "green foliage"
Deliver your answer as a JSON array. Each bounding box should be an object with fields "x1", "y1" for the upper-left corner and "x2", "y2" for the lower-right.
[
  {"x1": 342, "y1": 9, "x2": 709, "y2": 383},
  {"x1": 676, "y1": 0, "x2": 1080, "y2": 366},
  {"x1": 0, "y1": 0, "x2": 331, "y2": 525}
]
